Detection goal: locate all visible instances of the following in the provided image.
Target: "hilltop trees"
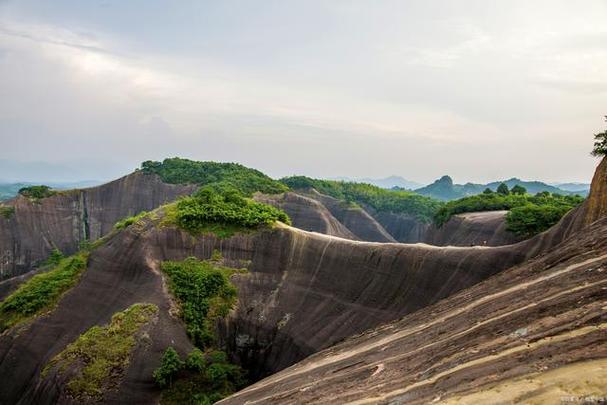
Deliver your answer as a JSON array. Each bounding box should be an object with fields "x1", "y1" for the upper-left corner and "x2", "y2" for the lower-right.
[
  {"x1": 511, "y1": 185, "x2": 527, "y2": 195},
  {"x1": 591, "y1": 116, "x2": 607, "y2": 157},
  {"x1": 496, "y1": 183, "x2": 510, "y2": 195}
]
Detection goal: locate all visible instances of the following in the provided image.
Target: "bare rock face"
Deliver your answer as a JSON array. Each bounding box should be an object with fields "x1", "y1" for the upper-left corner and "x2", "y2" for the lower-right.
[
  {"x1": 254, "y1": 192, "x2": 356, "y2": 240},
  {"x1": 0, "y1": 172, "x2": 195, "y2": 279},
  {"x1": 304, "y1": 190, "x2": 397, "y2": 243},
  {"x1": 424, "y1": 211, "x2": 520, "y2": 247},
  {"x1": 583, "y1": 157, "x2": 607, "y2": 225},
  {"x1": 222, "y1": 217, "x2": 607, "y2": 404}
]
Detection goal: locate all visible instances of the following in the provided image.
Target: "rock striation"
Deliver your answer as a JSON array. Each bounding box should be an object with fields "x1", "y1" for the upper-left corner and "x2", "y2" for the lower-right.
[{"x1": 0, "y1": 171, "x2": 195, "y2": 279}]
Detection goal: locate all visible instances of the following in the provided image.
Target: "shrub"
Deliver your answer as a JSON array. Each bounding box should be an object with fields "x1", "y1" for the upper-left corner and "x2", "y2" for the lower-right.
[
  {"x1": 173, "y1": 185, "x2": 290, "y2": 237},
  {"x1": 281, "y1": 176, "x2": 442, "y2": 222},
  {"x1": 44, "y1": 303, "x2": 158, "y2": 399},
  {"x1": 18, "y1": 185, "x2": 56, "y2": 200},
  {"x1": 185, "y1": 348, "x2": 207, "y2": 373},
  {"x1": 0, "y1": 252, "x2": 88, "y2": 331},
  {"x1": 141, "y1": 158, "x2": 288, "y2": 195},
  {"x1": 506, "y1": 204, "x2": 573, "y2": 238},
  {"x1": 154, "y1": 347, "x2": 185, "y2": 388},
  {"x1": 45, "y1": 248, "x2": 65, "y2": 266}
]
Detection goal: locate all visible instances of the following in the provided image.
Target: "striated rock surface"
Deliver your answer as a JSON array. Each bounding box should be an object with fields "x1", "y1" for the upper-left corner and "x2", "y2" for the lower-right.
[
  {"x1": 583, "y1": 157, "x2": 607, "y2": 225},
  {"x1": 0, "y1": 171, "x2": 195, "y2": 279},
  {"x1": 424, "y1": 211, "x2": 520, "y2": 247},
  {"x1": 254, "y1": 192, "x2": 356, "y2": 240},
  {"x1": 222, "y1": 217, "x2": 607, "y2": 404}
]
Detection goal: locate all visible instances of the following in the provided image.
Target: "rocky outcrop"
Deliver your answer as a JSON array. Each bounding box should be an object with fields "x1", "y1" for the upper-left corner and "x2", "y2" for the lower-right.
[
  {"x1": 424, "y1": 211, "x2": 520, "y2": 247},
  {"x1": 254, "y1": 192, "x2": 356, "y2": 240},
  {"x1": 222, "y1": 216, "x2": 607, "y2": 404},
  {"x1": 304, "y1": 190, "x2": 397, "y2": 242},
  {"x1": 0, "y1": 172, "x2": 195, "y2": 279},
  {"x1": 583, "y1": 157, "x2": 607, "y2": 225}
]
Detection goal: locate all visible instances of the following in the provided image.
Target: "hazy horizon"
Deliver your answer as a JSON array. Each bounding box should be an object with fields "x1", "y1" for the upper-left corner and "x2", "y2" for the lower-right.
[{"x1": 1, "y1": 1, "x2": 606, "y2": 184}]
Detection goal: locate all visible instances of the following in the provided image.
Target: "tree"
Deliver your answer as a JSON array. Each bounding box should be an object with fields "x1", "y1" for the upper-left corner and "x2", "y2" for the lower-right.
[
  {"x1": 511, "y1": 185, "x2": 527, "y2": 195},
  {"x1": 496, "y1": 183, "x2": 510, "y2": 195},
  {"x1": 482, "y1": 188, "x2": 493, "y2": 195},
  {"x1": 153, "y1": 347, "x2": 184, "y2": 388},
  {"x1": 591, "y1": 115, "x2": 607, "y2": 157}
]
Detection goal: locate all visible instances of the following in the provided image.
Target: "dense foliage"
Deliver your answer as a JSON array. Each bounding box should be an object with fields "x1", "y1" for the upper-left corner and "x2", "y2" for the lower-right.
[
  {"x1": 158, "y1": 255, "x2": 246, "y2": 403},
  {"x1": 161, "y1": 256, "x2": 242, "y2": 348},
  {"x1": 173, "y1": 184, "x2": 290, "y2": 237},
  {"x1": 141, "y1": 158, "x2": 288, "y2": 195},
  {"x1": 18, "y1": 185, "x2": 56, "y2": 200},
  {"x1": 434, "y1": 190, "x2": 585, "y2": 237},
  {"x1": 281, "y1": 176, "x2": 442, "y2": 222},
  {"x1": 0, "y1": 252, "x2": 88, "y2": 331},
  {"x1": 593, "y1": 130, "x2": 607, "y2": 157},
  {"x1": 156, "y1": 348, "x2": 245, "y2": 404},
  {"x1": 43, "y1": 303, "x2": 158, "y2": 399}
]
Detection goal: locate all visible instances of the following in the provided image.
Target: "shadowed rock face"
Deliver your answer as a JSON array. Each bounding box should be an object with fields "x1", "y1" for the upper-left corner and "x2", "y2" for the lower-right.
[
  {"x1": 0, "y1": 172, "x2": 195, "y2": 279},
  {"x1": 424, "y1": 211, "x2": 521, "y2": 247},
  {"x1": 221, "y1": 217, "x2": 607, "y2": 404}
]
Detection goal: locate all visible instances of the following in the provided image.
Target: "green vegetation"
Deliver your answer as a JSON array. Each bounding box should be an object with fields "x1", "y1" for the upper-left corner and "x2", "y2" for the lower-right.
[
  {"x1": 154, "y1": 347, "x2": 185, "y2": 388},
  {"x1": 114, "y1": 211, "x2": 149, "y2": 230},
  {"x1": 0, "y1": 252, "x2": 88, "y2": 331},
  {"x1": 156, "y1": 254, "x2": 246, "y2": 403},
  {"x1": 172, "y1": 185, "x2": 290, "y2": 238},
  {"x1": 18, "y1": 185, "x2": 56, "y2": 201},
  {"x1": 496, "y1": 183, "x2": 510, "y2": 195},
  {"x1": 592, "y1": 117, "x2": 607, "y2": 157},
  {"x1": 45, "y1": 248, "x2": 65, "y2": 266},
  {"x1": 156, "y1": 348, "x2": 245, "y2": 404},
  {"x1": 43, "y1": 303, "x2": 158, "y2": 399},
  {"x1": 141, "y1": 158, "x2": 288, "y2": 195},
  {"x1": 281, "y1": 176, "x2": 442, "y2": 222},
  {"x1": 0, "y1": 205, "x2": 15, "y2": 219},
  {"x1": 434, "y1": 190, "x2": 585, "y2": 237},
  {"x1": 161, "y1": 255, "x2": 242, "y2": 347}
]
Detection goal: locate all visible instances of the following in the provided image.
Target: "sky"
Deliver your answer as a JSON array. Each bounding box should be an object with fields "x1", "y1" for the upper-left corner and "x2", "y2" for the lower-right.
[{"x1": 0, "y1": 0, "x2": 605, "y2": 184}]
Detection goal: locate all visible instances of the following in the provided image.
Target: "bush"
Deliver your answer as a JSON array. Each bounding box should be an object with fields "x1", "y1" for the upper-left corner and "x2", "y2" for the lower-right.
[
  {"x1": 173, "y1": 185, "x2": 290, "y2": 237},
  {"x1": 45, "y1": 248, "x2": 65, "y2": 266},
  {"x1": 506, "y1": 204, "x2": 573, "y2": 238},
  {"x1": 141, "y1": 158, "x2": 288, "y2": 195},
  {"x1": 281, "y1": 176, "x2": 442, "y2": 222},
  {"x1": 154, "y1": 347, "x2": 185, "y2": 388},
  {"x1": 18, "y1": 185, "x2": 56, "y2": 200},
  {"x1": 157, "y1": 348, "x2": 245, "y2": 404}
]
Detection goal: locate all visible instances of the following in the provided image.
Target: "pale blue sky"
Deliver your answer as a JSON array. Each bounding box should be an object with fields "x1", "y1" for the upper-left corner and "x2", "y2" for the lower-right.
[{"x1": 0, "y1": 0, "x2": 605, "y2": 183}]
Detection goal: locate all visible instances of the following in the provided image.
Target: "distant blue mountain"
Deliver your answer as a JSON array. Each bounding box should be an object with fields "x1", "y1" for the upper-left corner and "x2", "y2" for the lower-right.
[{"x1": 330, "y1": 176, "x2": 424, "y2": 190}]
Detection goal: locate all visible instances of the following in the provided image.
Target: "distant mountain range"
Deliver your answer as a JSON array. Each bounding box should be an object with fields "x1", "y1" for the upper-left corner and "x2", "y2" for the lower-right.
[
  {"x1": 330, "y1": 176, "x2": 424, "y2": 190},
  {"x1": 414, "y1": 176, "x2": 589, "y2": 201},
  {"x1": 0, "y1": 180, "x2": 102, "y2": 201}
]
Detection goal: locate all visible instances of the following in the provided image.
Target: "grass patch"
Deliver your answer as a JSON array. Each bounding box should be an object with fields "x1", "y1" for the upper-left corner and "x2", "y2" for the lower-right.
[
  {"x1": 0, "y1": 205, "x2": 15, "y2": 219},
  {"x1": 0, "y1": 252, "x2": 88, "y2": 332},
  {"x1": 43, "y1": 303, "x2": 158, "y2": 400},
  {"x1": 170, "y1": 184, "x2": 290, "y2": 238},
  {"x1": 114, "y1": 211, "x2": 149, "y2": 230}
]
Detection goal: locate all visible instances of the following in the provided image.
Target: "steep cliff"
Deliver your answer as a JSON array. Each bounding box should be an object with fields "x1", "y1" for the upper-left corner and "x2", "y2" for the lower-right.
[
  {"x1": 424, "y1": 211, "x2": 520, "y2": 247},
  {"x1": 222, "y1": 216, "x2": 607, "y2": 404},
  {"x1": 0, "y1": 172, "x2": 195, "y2": 279}
]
